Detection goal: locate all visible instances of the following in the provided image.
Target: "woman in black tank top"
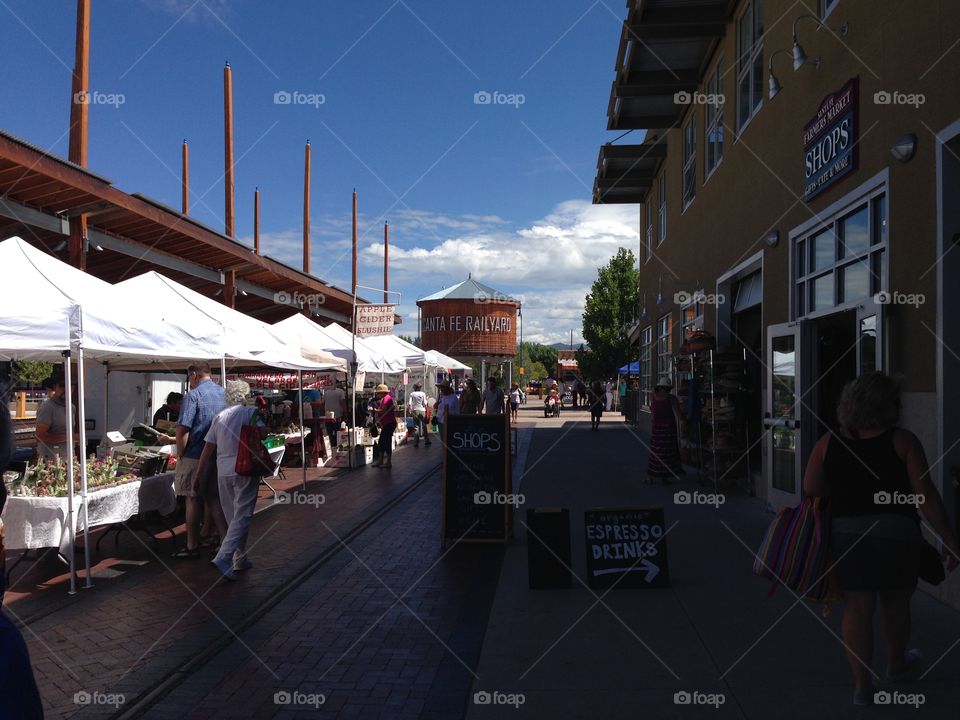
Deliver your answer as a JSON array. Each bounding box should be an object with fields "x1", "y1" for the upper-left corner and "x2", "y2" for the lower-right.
[{"x1": 802, "y1": 372, "x2": 958, "y2": 706}]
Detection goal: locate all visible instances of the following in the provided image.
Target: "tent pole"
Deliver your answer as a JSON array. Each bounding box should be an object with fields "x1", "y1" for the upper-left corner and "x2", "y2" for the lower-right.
[
  {"x1": 298, "y1": 369, "x2": 306, "y2": 491},
  {"x1": 77, "y1": 347, "x2": 92, "y2": 588},
  {"x1": 102, "y1": 363, "x2": 108, "y2": 450},
  {"x1": 220, "y1": 357, "x2": 227, "y2": 385},
  {"x1": 63, "y1": 350, "x2": 76, "y2": 595}
]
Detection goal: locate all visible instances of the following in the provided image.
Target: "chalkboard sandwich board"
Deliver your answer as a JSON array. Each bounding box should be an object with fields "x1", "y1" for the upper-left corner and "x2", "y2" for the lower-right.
[
  {"x1": 441, "y1": 413, "x2": 512, "y2": 546},
  {"x1": 584, "y1": 507, "x2": 669, "y2": 589}
]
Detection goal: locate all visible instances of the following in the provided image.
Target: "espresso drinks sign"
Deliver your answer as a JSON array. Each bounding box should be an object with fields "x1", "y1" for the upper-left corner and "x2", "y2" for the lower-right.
[{"x1": 803, "y1": 78, "x2": 858, "y2": 202}]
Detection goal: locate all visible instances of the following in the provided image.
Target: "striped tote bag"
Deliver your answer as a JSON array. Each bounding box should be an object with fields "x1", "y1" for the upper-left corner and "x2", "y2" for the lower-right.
[{"x1": 753, "y1": 497, "x2": 837, "y2": 603}]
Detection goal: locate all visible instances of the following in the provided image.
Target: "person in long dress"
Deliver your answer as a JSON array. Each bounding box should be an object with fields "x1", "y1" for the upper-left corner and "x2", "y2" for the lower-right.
[{"x1": 645, "y1": 376, "x2": 683, "y2": 484}]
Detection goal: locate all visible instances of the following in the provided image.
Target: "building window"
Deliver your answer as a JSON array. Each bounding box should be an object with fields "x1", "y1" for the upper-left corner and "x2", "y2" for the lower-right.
[
  {"x1": 658, "y1": 172, "x2": 667, "y2": 244},
  {"x1": 657, "y1": 313, "x2": 673, "y2": 381},
  {"x1": 645, "y1": 204, "x2": 653, "y2": 262},
  {"x1": 681, "y1": 295, "x2": 705, "y2": 340},
  {"x1": 640, "y1": 325, "x2": 653, "y2": 406},
  {"x1": 736, "y1": 0, "x2": 764, "y2": 132},
  {"x1": 682, "y1": 115, "x2": 697, "y2": 209},
  {"x1": 793, "y1": 190, "x2": 887, "y2": 318},
  {"x1": 705, "y1": 59, "x2": 724, "y2": 179}
]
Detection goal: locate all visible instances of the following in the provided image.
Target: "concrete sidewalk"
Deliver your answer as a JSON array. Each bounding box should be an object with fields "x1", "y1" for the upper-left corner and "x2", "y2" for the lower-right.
[{"x1": 468, "y1": 409, "x2": 960, "y2": 719}]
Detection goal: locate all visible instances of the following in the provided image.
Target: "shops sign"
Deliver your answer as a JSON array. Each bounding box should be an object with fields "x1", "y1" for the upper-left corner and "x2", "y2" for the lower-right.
[{"x1": 803, "y1": 78, "x2": 858, "y2": 202}]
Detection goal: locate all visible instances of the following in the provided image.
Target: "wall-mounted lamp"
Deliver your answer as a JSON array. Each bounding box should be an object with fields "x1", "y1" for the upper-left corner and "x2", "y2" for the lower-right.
[
  {"x1": 890, "y1": 133, "x2": 917, "y2": 163},
  {"x1": 655, "y1": 276, "x2": 663, "y2": 305},
  {"x1": 769, "y1": 15, "x2": 848, "y2": 99},
  {"x1": 765, "y1": 229, "x2": 780, "y2": 247}
]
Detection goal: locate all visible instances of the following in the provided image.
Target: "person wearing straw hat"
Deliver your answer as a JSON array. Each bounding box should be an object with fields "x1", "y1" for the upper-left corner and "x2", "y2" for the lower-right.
[
  {"x1": 645, "y1": 374, "x2": 683, "y2": 484},
  {"x1": 196, "y1": 380, "x2": 265, "y2": 580},
  {"x1": 372, "y1": 384, "x2": 397, "y2": 468}
]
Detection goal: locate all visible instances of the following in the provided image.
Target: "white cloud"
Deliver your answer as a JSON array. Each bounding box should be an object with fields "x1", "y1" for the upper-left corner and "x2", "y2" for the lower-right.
[{"x1": 246, "y1": 199, "x2": 638, "y2": 346}]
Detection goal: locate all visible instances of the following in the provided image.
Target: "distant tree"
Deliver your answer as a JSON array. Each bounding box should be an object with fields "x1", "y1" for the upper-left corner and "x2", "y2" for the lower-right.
[
  {"x1": 528, "y1": 361, "x2": 548, "y2": 381},
  {"x1": 12, "y1": 360, "x2": 53, "y2": 386},
  {"x1": 517, "y1": 342, "x2": 557, "y2": 373},
  {"x1": 399, "y1": 335, "x2": 421, "y2": 348},
  {"x1": 579, "y1": 248, "x2": 639, "y2": 379}
]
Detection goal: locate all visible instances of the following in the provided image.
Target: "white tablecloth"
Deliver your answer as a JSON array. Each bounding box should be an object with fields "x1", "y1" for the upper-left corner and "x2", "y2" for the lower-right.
[{"x1": 1, "y1": 472, "x2": 177, "y2": 553}]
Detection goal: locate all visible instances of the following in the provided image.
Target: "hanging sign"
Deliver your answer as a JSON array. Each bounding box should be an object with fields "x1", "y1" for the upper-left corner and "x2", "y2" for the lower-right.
[
  {"x1": 355, "y1": 304, "x2": 396, "y2": 337},
  {"x1": 803, "y1": 77, "x2": 859, "y2": 202}
]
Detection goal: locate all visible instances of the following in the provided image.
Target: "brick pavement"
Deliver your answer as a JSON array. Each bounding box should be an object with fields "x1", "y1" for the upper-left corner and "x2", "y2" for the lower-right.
[
  {"x1": 4, "y1": 440, "x2": 445, "y2": 719},
  {"x1": 140, "y1": 471, "x2": 504, "y2": 720}
]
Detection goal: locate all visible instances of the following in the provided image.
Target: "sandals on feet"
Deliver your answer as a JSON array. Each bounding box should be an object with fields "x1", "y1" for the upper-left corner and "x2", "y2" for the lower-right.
[{"x1": 171, "y1": 546, "x2": 200, "y2": 559}]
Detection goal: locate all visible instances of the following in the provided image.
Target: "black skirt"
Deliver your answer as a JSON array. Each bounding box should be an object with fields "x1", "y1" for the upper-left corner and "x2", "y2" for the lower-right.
[{"x1": 831, "y1": 514, "x2": 920, "y2": 591}]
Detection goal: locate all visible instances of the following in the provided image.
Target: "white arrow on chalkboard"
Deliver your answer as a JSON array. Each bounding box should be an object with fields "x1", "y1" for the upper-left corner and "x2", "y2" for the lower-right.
[{"x1": 592, "y1": 558, "x2": 660, "y2": 582}]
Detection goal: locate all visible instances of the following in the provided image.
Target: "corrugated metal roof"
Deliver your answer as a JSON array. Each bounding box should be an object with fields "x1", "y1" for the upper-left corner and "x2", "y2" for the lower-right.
[{"x1": 417, "y1": 275, "x2": 519, "y2": 304}]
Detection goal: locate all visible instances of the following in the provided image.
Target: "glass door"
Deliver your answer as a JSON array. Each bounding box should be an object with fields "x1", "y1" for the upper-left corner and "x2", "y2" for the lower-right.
[
  {"x1": 765, "y1": 322, "x2": 804, "y2": 507},
  {"x1": 856, "y1": 299, "x2": 884, "y2": 375}
]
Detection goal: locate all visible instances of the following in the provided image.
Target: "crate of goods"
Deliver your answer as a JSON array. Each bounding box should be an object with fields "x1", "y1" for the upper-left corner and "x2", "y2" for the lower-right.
[
  {"x1": 327, "y1": 449, "x2": 351, "y2": 468},
  {"x1": 113, "y1": 450, "x2": 169, "y2": 478}
]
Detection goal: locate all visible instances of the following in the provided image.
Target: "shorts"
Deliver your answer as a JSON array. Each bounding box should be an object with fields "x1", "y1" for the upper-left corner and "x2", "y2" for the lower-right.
[
  {"x1": 174, "y1": 457, "x2": 219, "y2": 498},
  {"x1": 831, "y1": 514, "x2": 920, "y2": 592}
]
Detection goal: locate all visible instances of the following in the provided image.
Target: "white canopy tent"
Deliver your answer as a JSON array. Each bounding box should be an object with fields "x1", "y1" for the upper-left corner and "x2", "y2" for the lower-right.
[
  {"x1": 320, "y1": 321, "x2": 405, "y2": 374},
  {"x1": 115, "y1": 272, "x2": 343, "y2": 372},
  {"x1": 0, "y1": 237, "x2": 225, "y2": 592},
  {"x1": 273, "y1": 314, "x2": 388, "y2": 374}
]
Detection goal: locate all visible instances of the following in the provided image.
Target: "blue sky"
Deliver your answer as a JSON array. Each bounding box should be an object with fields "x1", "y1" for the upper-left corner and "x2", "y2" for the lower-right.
[{"x1": 0, "y1": 0, "x2": 640, "y2": 344}]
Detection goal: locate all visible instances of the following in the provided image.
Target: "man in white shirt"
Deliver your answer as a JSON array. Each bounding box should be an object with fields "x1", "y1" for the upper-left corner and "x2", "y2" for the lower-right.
[
  {"x1": 321, "y1": 382, "x2": 348, "y2": 449},
  {"x1": 406, "y1": 383, "x2": 431, "y2": 447},
  {"x1": 481, "y1": 377, "x2": 505, "y2": 415}
]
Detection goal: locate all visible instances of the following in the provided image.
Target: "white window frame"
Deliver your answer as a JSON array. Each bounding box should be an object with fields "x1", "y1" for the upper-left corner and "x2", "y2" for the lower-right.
[
  {"x1": 820, "y1": 0, "x2": 839, "y2": 20},
  {"x1": 791, "y1": 185, "x2": 888, "y2": 320},
  {"x1": 645, "y1": 203, "x2": 653, "y2": 262},
  {"x1": 682, "y1": 114, "x2": 697, "y2": 210},
  {"x1": 640, "y1": 325, "x2": 653, "y2": 406},
  {"x1": 656, "y1": 313, "x2": 673, "y2": 380},
  {"x1": 704, "y1": 58, "x2": 724, "y2": 181},
  {"x1": 680, "y1": 294, "x2": 705, "y2": 339},
  {"x1": 736, "y1": 0, "x2": 764, "y2": 133},
  {"x1": 658, "y1": 171, "x2": 667, "y2": 244}
]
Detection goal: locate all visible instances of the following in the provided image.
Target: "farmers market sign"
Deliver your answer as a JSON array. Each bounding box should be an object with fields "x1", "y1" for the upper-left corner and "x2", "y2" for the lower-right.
[
  {"x1": 354, "y1": 304, "x2": 396, "y2": 337},
  {"x1": 803, "y1": 78, "x2": 858, "y2": 202}
]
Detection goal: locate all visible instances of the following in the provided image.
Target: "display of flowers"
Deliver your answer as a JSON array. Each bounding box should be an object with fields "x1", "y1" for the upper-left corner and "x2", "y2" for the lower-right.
[{"x1": 8, "y1": 456, "x2": 137, "y2": 497}]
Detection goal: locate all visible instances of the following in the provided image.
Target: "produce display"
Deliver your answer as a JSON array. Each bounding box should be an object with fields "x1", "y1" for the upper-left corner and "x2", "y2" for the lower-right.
[{"x1": 6, "y1": 456, "x2": 138, "y2": 497}]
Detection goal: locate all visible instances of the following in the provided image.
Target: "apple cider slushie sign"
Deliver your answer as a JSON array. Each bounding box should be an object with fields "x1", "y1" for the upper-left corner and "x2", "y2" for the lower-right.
[
  {"x1": 584, "y1": 508, "x2": 670, "y2": 589},
  {"x1": 354, "y1": 304, "x2": 395, "y2": 337}
]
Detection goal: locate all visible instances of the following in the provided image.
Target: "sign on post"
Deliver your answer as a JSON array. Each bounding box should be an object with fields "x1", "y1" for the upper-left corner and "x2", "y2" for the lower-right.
[
  {"x1": 441, "y1": 413, "x2": 511, "y2": 546},
  {"x1": 354, "y1": 304, "x2": 396, "y2": 337},
  {"x1": 584, "y1": 508, "x2": 669, "y2": 589}
]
